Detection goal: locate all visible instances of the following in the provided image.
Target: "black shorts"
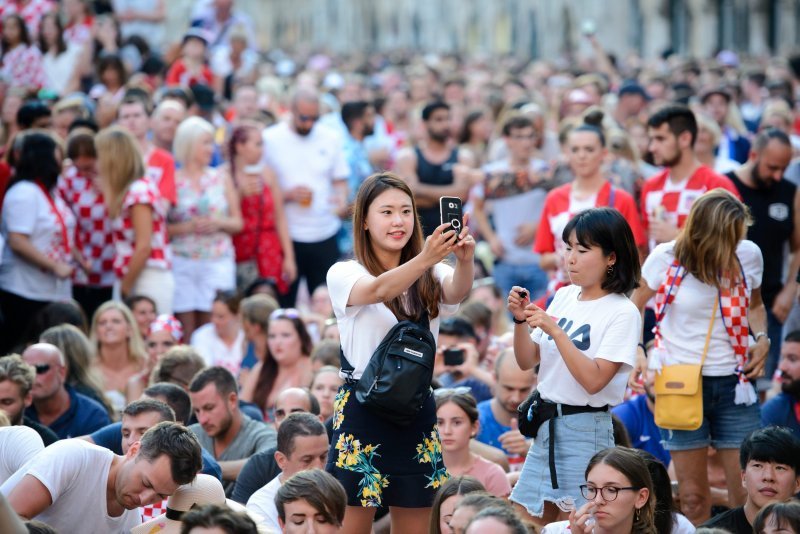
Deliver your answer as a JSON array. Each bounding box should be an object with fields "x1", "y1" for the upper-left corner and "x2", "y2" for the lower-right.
[{"x1": 325, "y1": 383, "x2": 448, "y2": 509}]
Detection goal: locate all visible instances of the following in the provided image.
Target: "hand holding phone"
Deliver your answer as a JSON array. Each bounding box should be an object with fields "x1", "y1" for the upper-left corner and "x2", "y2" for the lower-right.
[{"x1": 439, "y1": 196, "x2": 463, "y2": 242}]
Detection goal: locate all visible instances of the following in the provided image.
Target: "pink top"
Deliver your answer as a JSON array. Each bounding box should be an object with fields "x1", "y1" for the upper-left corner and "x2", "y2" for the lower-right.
[{"x1": 465, "y1": 455, "x2": 511, "y2": 497}]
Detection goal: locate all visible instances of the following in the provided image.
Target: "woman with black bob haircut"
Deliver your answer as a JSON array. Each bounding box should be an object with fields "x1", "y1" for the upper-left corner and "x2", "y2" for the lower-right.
[
  {"x1": 754, "y1": 501, "x2": 800, "y2": 534},
  {"x1": 0, "y1": 132, "x2": 85, "y2": 353},
  {"x1": 326, "y1": 171, "x2": 474, "y2": 533},
  {"x1": 508, "y1": 207, "x2": 642, "y2": 528}
]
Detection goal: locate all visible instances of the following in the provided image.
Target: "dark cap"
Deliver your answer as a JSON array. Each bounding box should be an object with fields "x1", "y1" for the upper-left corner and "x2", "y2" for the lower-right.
[
  {"x1": 182, "y1": 27, "x2": 209, "y2": 46},
  {"x1": 190, "y1": 83, "x2": 215, "y2": 111},
  {"x1": 618, "y1": 82, "x2": 651, "y2": 101}
]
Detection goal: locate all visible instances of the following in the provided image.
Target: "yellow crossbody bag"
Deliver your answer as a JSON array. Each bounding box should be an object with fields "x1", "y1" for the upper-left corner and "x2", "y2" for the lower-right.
[{"x1": 653, "y1": 296, "x2": 717, "y2": 431}]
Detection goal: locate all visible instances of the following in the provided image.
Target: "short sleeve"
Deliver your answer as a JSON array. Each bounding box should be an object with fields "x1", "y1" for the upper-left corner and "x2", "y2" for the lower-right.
[
  {"x1": 25, "y1": 440, "x2": 91, "y2": 503},
  {"x1": 123, "y1": 179, "x2": 155, "y2": 210},
  {"x1": 738, "y1": 240, "x2": 763, "y2": 290},
  {"x1": 327, "y1": 261, "x2": 372, "y2": 319},
  {"x1": 3, "y1": 182, "x2": 40, "y2": 234},
  {"x1": 641, "y1": 242, "x2": 674, "y2": 291},
  {"x1": 595, "y1": 302, "x2": 641, "y2": 368}
]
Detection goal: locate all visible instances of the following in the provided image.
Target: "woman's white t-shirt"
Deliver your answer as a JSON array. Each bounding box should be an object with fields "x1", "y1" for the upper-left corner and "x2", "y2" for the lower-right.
[
  {"x1": 641, "y1": 240, "x2": 763, "y2": 376},
  {"x1": 533, "y1": 284, "x2": 640, "y2": 407},
  {"x1": 327, "y1": 260, "x2": 459, "y2": 379}
]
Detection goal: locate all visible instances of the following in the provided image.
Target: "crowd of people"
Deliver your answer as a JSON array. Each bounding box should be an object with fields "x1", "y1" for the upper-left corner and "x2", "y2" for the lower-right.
[{"x1": 1, "y1": 0, "x2": 800, "y2": 533}]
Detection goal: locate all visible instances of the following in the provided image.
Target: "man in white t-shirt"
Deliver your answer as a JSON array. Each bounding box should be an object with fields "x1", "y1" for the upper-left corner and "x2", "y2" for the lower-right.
[
  {"x1": 262, "y1": 88, "x2": 350, "y2": 306},
  {"x1": 0, "y1": 426, "x2": 43, "y2": 483},
  {"x1": 1, "y1": 421, "x2": 203, "y2": 533},
  {"x1": 472, "y1": 115, "x2": 553, "y2": 301},
  {"x1": 246, "y1": 412, "x2": 329, "y2": 532}
]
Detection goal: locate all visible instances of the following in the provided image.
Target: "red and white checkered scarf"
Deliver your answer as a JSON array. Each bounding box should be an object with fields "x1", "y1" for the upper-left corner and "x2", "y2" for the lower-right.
[{"x1": 653, "y1": 259, "x2": 756, "y2": 405}]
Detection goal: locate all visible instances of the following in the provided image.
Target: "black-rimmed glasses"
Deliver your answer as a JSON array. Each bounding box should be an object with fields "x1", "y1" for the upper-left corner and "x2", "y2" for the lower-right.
[{"x1": 579, "y1": 485, "x2": 639, "y2": 501}]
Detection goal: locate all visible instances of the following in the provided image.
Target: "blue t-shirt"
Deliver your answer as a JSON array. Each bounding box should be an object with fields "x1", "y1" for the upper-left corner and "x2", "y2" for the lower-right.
[
  {"x1": 476, "y1": 399, "x2": 511, "y2": 453},
  {"x1": 25, "y1": 385, "x2": 111, "y2": 439},
  {"x1": 761, "y1": 393, "x2": 800, "y2": 439},
  {"x1": 612, "y1": 394, "x2": 671, "y2": 467},
  {"x1": 90, "y1": 422, "x2": 222, "y2": 480}
]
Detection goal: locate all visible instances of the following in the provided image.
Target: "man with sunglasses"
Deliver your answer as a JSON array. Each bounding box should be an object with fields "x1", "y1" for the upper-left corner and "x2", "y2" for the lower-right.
[
  {"x1": 0, "y1": 354, "x2": 58, "y2": 446},
  {"x1": 262, "y1": 88, "x2": 350, "y2": 307},
  {"x1": 22, "y1": 343, "x2": 110, "y2": 439}
]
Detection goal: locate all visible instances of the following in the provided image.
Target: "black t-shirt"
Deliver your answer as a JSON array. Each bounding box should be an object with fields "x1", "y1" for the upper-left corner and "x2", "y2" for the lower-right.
[
  {"x1": 230, "y1": 446, "x2": 280, "y2": 504},
  {"x1": 702, "y1": 506, "x2": 751, "y2": 534},
  {"x1": 415, "y1": 146, "x2": 459, "y2": 236},
  {"x1": 22, "y1": 417, "x2": 58, "y2": 446},
  {"x1": 727, "y1": 171, "x2": 796, "y2": 308}
]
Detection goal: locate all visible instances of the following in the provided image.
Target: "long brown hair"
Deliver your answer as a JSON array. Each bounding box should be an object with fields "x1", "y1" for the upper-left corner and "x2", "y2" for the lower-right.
[
  {"x1": 586, "y1": 447, "x2": 656, "y2": 534},
  {"x1": 353, "y1": 172, "x2": 442, "y2": 320},
  {"x1": 673, "y1": 188, "x2": 752, "y2": 288},
  {"x1": 95, "y1": 127, "x2": 145, "y2": 218}
]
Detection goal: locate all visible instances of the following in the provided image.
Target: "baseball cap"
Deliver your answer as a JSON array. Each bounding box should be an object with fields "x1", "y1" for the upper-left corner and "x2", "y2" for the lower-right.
[{"x1": 618, "y1": 82, "x2": 651, "y2": 101}]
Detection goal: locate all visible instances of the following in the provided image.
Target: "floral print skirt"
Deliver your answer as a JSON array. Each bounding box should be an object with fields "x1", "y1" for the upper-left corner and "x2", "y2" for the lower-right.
[{"x1": 325, "y1": 383, "x2": 448, "y2": 508}]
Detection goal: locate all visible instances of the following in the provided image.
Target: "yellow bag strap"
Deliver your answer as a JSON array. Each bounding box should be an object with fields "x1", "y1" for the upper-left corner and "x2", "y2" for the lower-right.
[{"x1": 699, "y1": 295, "x2": 719, "y2": 368}]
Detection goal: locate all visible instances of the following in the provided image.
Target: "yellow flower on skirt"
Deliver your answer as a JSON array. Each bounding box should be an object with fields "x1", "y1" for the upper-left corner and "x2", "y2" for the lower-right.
[
  {"x1": 413, "y1": 428, "x2": 449, "y2": 490},
  {"x1": 334, "y1": 433, "x2": 389, "y2": 507},
  {"x1": 332, "y1": 389, "x2": 350, "y2": 431}
]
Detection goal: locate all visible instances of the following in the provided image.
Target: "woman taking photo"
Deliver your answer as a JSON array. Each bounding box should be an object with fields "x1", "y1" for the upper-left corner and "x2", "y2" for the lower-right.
[
  {"x1": 630, "y1": 189, "x2": 766, "y2": 525},
  {"x1": 90, "y1": 300, "x2": 147, "y2": 412},
  {"x1": 534, "y1": 111, "x2": 645, "y2": 297},
  {"x1": 96, "y1": 126, "x2": 173, "y2": 314},
  {"x1": 435, "y1": 388, "x2": 511, "y2": 497},
  {"x1": 0, "y1": 132, "x2": 79, "y2": 353},
  {"x1": 168, "y1": 116, "x2": 242, "y2": 338},
  {"x1": 508, "y1": 207, "x2": 641, "y2": 527},
  {"x1": 240, "y1": 308, "x2": 314, "y2": 419},
  {"x1": 325, "y1": 172, "x2": 474, "y2": 533},
  {"x1": 542, "y1": 446, "x2": 656, "y2": 534},
  {"x1": 226, "y1": 121, "x2": 295, "y2": 294}
]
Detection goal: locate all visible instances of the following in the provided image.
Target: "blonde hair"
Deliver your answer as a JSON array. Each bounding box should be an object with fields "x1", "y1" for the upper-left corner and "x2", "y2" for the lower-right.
[
  {"x1": 674, "y1": 189, "x2": 752, "y2": 287},
  {"x1": 173, "y1": 116, "x2": 215, "y2": 167},
  {"x1": 95, "y1": 126, "x2": 145, "y2": 218},
  {"x1": 90, "y1": 301, "x2": 147, "y2": 367},
  {"x1": 696, "y1": 113, "x2": 722, "y2": 148}
]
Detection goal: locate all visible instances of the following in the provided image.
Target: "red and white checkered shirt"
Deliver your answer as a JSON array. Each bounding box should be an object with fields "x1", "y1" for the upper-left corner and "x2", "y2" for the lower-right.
[
  {"x1": 0, "y1": 44, "x2": 46, "y2": 90},
  {"x1": 0, "y1": 0, "x2": 56, "y2": 38},
  {"x1": 58, "y1": 166, "x2": 116, "y2": 287},
  {"x1": 112, "y1": 177, "x2": 171, "y2": 278}
]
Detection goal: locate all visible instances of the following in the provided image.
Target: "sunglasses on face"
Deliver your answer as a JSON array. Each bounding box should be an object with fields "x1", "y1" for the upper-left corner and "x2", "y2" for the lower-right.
[
  {"x1": 34, "y1": 364, "x2": 51, "y2": 375},
  {"x1": 296, "y1": 114, "x2": 319, "y2": 123}
]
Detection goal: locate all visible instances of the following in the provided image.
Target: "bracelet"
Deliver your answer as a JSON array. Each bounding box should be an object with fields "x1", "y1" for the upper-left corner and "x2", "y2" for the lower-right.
[
  {"x1": 637, "y1": 342, "x2": 648, "y2": 358},
  {"x1": 753, "y1": 332, "x2": 770, "y2": 345},
  {"x1": 513, "y1": 317, "x2": 527, "y2": 324}
]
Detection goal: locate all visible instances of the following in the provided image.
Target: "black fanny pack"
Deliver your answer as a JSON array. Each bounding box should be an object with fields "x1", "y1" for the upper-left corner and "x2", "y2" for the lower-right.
[
  {"x1": 341, "y1": 312, "x2": 436, "y2": 427},
  {"x1": 517, "y1": 389, "x2": 608, "y2": 489}
]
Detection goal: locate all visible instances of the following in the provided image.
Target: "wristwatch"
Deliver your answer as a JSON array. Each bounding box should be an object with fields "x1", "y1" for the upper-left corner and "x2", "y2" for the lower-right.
[{"x1": 753, "y1": 332, "x2": 770, "y2": 345}]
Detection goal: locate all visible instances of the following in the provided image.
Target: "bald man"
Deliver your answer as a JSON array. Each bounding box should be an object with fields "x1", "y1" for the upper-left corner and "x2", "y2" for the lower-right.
[{"x1": 22, "y1": 343, "x2": 111, "y2": 439}]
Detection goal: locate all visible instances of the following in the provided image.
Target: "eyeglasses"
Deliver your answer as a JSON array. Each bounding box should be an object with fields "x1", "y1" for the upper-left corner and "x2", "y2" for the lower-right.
[
  {"x1": 579, "y1": 485, "x2": 640, "y2": 501},
  {"x1": 433, "y1": 386, "x2": 472, "y2": 398},
  {"x1": 270, "y1": 308, "x2": 301, "y2": 320}
]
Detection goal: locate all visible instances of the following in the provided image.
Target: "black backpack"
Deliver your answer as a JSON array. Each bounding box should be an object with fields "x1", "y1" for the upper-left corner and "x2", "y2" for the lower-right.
[{"x1": 340, "y1": 312, "x2": 437, "y2": 426}]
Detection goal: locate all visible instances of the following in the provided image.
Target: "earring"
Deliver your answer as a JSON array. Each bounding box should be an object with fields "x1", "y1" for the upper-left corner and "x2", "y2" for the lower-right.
[
  {"x1": 606, "y1": 264, "x2": 615, "y2": 275},
  {"x1": 635, "y1": 508, "x2": 641, "y2": 521}
]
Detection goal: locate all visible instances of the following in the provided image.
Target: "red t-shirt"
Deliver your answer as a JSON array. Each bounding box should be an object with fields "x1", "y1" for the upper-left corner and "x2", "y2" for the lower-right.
[
  {"x1": 165, "y1": 60, "x2": 214, "y2": 88},
  {"x1": 534, "y1": 180, "x2": 646, "y2": 255},
  {"x1": 639, "y1": 165, "x2": 740, "y2": 232},
  {"x1": 145, "y1": 147, "x2": 177, "y2": 205}
]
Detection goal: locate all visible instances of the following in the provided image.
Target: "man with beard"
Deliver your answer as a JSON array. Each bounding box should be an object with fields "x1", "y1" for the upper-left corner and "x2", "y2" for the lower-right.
[
  {"x1": 339, "y1": 101, "x2": 377, "y2": 256},
  {"x1": 640, "y1": 105, "x2": 739, "y2": 249},
  {"x1": 0, "y1": 354, "x2": 58, "y2": 446},
  {"x1": 396, "y1": 101, "x2": 476, "y2": 236},
  {"x1": 475, "y1": 349, "x2": 536, "y2": 470},
  {"x1": 262, "y1": 88, "x2": 349, "y2": 307},
  {"x1": 1, "y1": 421, "x2": 202, "y2": 533},
  {"x1": 762, "y1": 330, "x2": 800, "y2": 438},
  {"x1": 188, "y1": 367, "x2": 276, "y2": 496},
  {"x1": 726, "y1": 129, "x2": 798, "y2": 382}
]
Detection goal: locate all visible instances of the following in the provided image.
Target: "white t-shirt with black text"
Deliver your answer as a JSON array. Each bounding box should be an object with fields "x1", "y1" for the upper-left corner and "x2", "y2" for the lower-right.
[
  {"x1": 0, "y1": 439, "x2": 141, "y2": 533},
  {"x1": 533, "y1": 284, "x2": 640, "y2": 407},
  {"x1": 327, "y1": 260, "x2": 459, "y2": 380},
  {"x1": 641, "y1": 240, "x2": 763, "y2": 376}
]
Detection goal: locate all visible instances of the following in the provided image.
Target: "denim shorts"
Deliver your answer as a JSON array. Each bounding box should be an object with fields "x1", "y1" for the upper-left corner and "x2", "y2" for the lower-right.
[
  {"x1": 660, "y1": 374, "x2": 761, "y2": 451},
  {"x1": 510, "y1": 410, "x2": 613, "y2": 517}
]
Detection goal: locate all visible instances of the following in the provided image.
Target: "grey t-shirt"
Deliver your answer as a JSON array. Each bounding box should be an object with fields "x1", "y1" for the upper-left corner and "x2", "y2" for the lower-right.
[{"x1": 190, "y1": 414, "x2": 276, "y2": 495}]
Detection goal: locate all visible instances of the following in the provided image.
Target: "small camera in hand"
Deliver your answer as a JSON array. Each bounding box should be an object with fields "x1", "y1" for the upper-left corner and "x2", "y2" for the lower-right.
[
  {"x1": 443, "y1": 348, "x2": 465, "y2": 366},
  {"x1": 517, "y1": 290, "x2": 528, "y2": 300}
]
